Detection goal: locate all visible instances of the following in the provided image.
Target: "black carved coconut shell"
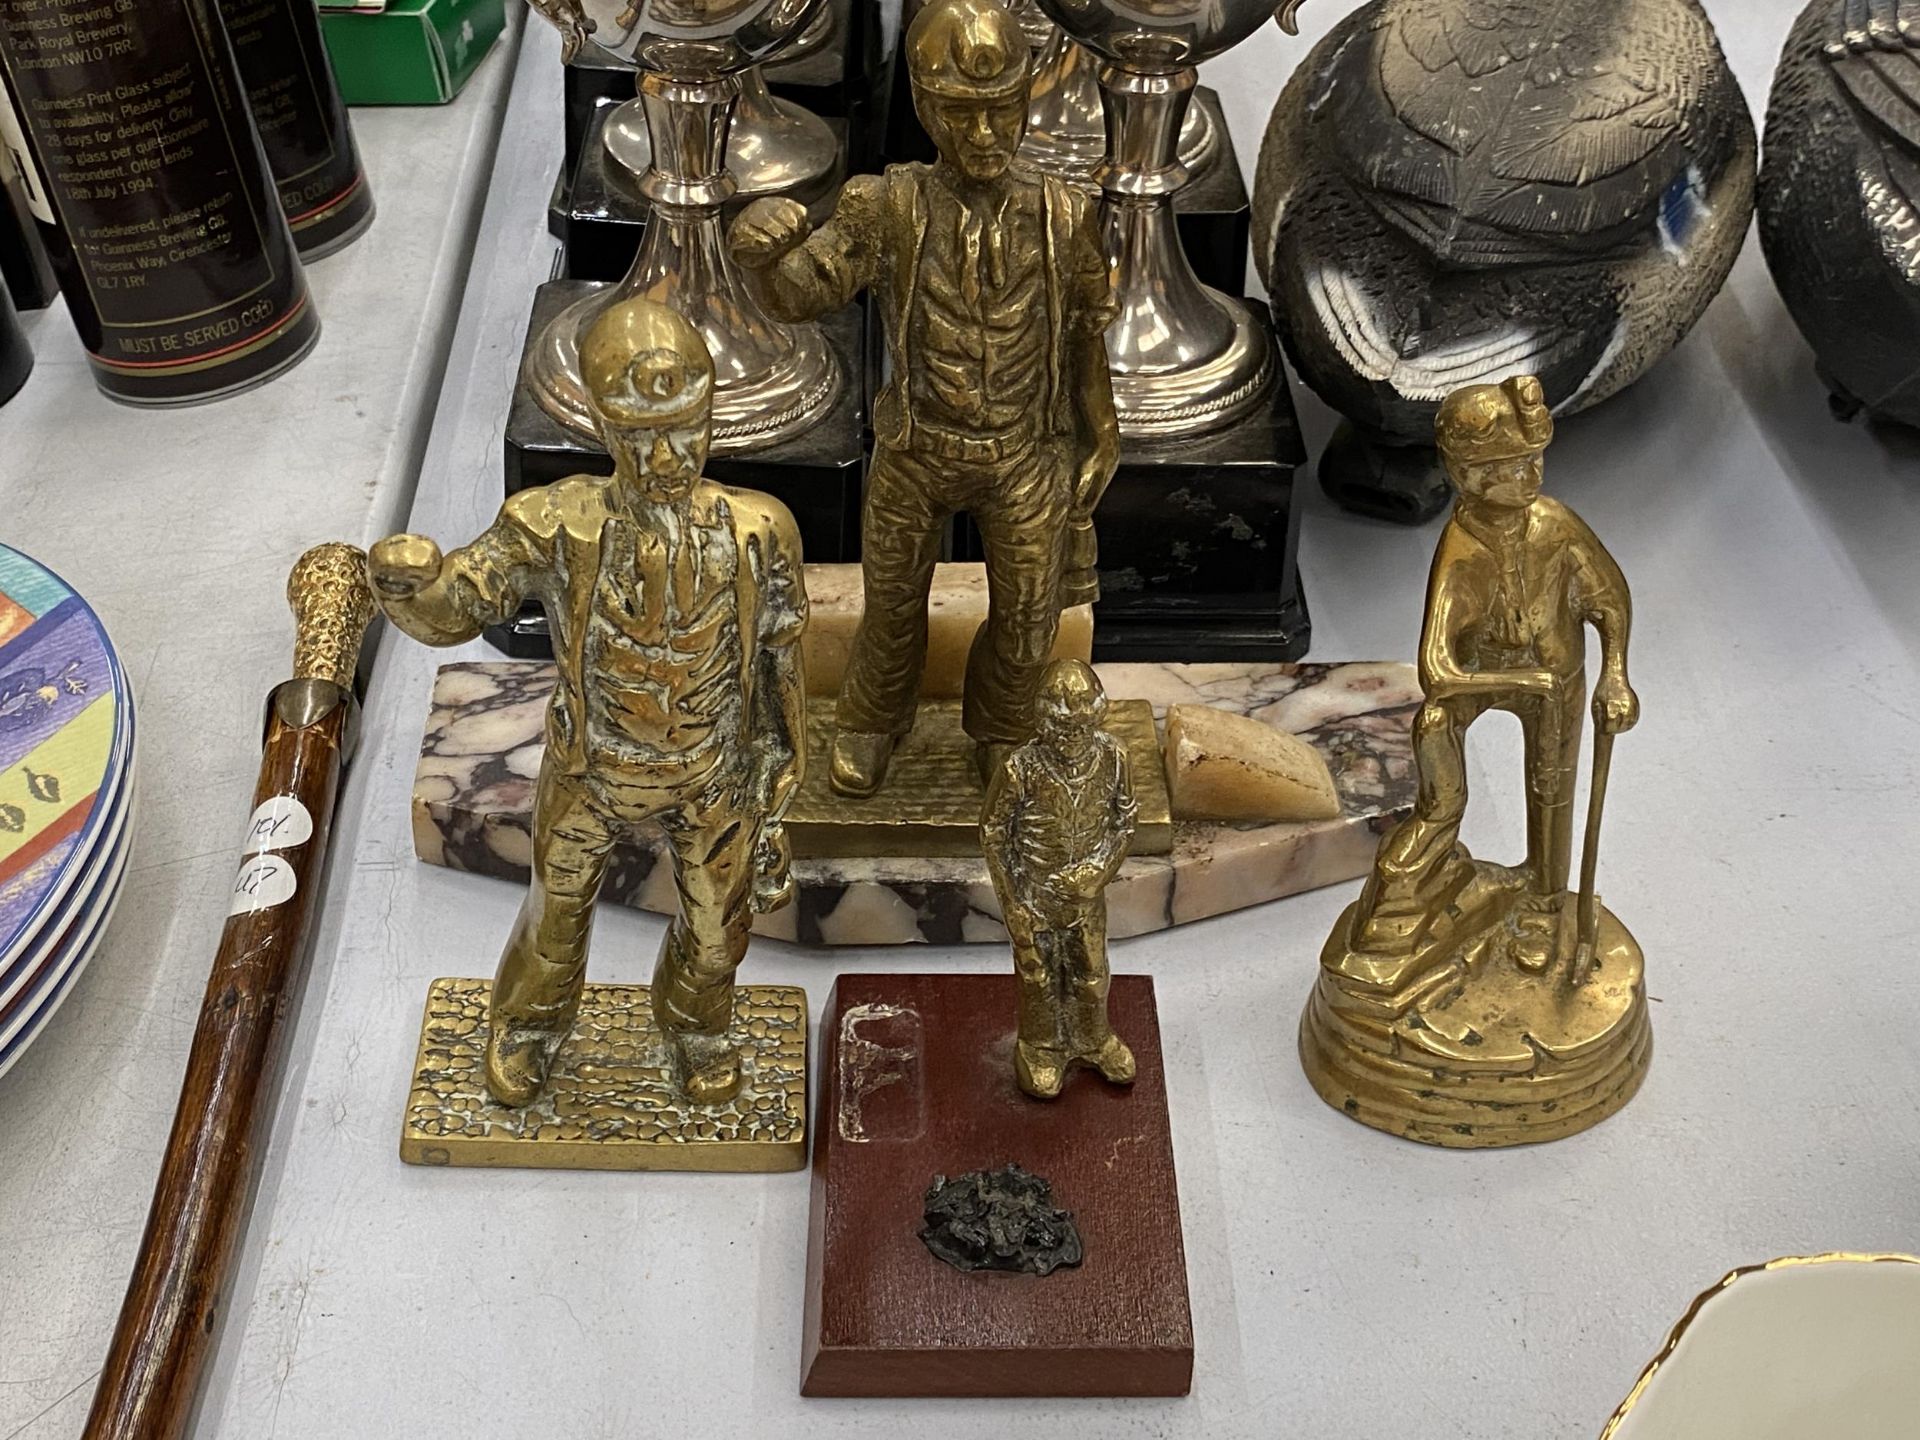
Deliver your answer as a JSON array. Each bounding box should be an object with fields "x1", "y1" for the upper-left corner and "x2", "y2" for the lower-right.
[
  {"x1": 1759, "y1": 0, "x2": 1920, "y2": 427},
  {"x1": 1253, "y1": 0, "x2": 1756, "y2": 444}
]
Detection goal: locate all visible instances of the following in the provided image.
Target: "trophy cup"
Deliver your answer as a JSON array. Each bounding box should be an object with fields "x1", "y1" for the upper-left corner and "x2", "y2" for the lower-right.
[
  {"x1": 1013, "y1": 4, "x2": 1218, "y2": 182},
  {"x1": 504, "y1": 0, "x2": 870, "y2": 655},
  {"x1": 1006, "y1": 0, "x2": 1310, "y2": 659},
  {"x1": 522, "y1": 0, "x2": 842, "y2": 449},
  {"x1": 602, "y1": 70, "x2": 839, "y2": 208}
]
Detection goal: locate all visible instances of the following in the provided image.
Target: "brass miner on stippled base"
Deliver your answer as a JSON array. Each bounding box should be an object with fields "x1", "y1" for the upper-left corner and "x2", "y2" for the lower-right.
[
  {"x1": 370, "y1": 298, "x2": 809, "y2": 1172},
  {"x1": 1300, "y1": 376, "x2": 1650, "y2": 1149}
]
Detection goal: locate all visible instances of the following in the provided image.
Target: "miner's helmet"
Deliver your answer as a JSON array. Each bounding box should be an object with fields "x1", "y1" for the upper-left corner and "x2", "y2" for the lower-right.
[
  {"x1": 1037, "y1": 658, "x2": 1108, "y2": 729},
  {"x1": 1434, "y1": 375, "x2": 1555, "y2": 467},
  {"x1": 907, "y1": 0, "x2": 1030, "y2": 101},
  {"x1": 579, "y1": 297, "x2": 714, "y2": 431}
]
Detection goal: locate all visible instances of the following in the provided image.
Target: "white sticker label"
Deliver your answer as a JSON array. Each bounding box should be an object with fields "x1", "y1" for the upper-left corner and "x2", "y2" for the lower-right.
[
  {"x1": 229, "y1": 854, "x2": 297, "y2": 917},
  {"x1": 0, "y1": 78, "x2": 52, "y2": 226},
  {"x1": 241, "y1": 796, "x2": 314, "y2": 854}
]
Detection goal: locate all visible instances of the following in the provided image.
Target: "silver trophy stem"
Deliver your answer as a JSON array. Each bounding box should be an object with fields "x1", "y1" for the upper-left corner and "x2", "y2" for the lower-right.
[
  {"x1": 1023, "y1": 27, "x2": 1218, "y2": 182},
  {"x1": 528, "y1": 73, "x2": 841, "y2": 452},
  {"x1": 603, "y1": 69, "x2": 840, "y2": 211},
  {"x1": 1096, "y1": 62, "x2": 1270, "y2": 438}
]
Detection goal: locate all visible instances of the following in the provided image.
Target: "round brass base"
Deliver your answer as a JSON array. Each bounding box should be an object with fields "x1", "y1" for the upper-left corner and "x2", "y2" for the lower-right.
[{"x1": 1299, "y1": 897, "x2": 1653, "y2": 1149}]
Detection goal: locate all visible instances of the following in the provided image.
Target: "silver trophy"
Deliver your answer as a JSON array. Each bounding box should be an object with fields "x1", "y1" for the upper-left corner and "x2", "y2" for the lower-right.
[
  {"x1": 525, "y1": 0, "x2": 842, "y2": 450},
  {"x1": 1012, "y1": 5, "x2": 1218, "y2": 182},
  {"x1": 1034, "y1": 0, "x2": 1293, "y2": 436},
  {"x1": 600, "y1": 6, "x2": 840, "y2": 213}
]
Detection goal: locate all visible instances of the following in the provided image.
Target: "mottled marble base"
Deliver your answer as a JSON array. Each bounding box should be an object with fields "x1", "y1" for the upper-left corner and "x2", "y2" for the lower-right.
[
  {"x1": 412, "y1": 661, "x2": 1420, "y2": 947},
  {"x1": 400, "y1": 978, "x2": 807, "y2": 1171}
]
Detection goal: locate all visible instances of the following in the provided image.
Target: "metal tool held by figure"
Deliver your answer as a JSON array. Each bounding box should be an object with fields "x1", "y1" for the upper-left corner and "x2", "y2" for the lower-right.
[
  {"x1": 84, "y1": 544, "x2": 376, "y2": 1440},
  {"x1": 1571, "y1": 724, "x2": 1616, "y2": 988}
]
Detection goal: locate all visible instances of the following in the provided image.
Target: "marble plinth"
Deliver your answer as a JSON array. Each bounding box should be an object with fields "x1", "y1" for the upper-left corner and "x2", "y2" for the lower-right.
[{"x1": 412, "y1": 661, "x2": 1419, "y2": 946}]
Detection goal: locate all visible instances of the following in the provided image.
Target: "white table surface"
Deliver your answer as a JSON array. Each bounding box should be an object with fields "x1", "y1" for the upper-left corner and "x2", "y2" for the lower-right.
[{"x1": 6, "y1": 4, "x2": 1919, "y2": 1437}]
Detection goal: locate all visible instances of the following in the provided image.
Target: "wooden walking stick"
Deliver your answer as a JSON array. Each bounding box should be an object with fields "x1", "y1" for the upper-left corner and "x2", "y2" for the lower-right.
[
  {"x1": 84, "y1": 544, "x2": 376, "y2": 1440},
  {"x1": 1569, "y1": 722, "x2": 1616, "y2": 988}
]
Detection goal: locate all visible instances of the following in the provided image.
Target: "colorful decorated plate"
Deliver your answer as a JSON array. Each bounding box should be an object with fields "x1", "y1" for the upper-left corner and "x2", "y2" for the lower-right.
[
  {"x1": 0, "y1": 810, "x2": 132, "y2": 1078},
  {"x1": 0, "y1": 738, "x2": 132, "y2": 1014},
  {"x1": 0, "y1": 545, "x2": 133, "y2": 974}
]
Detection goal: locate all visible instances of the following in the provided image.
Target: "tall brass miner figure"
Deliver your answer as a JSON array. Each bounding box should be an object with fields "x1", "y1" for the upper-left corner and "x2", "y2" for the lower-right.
[
  {"x1": 730, "y1": 0, "x2": 1120, "y2": 797},
  {"x1": 1300, "y1": 375, "x2": 1650, "y2": 1148},
  {"x1": 370, "y1": 299, "x2": 807, "y2": 1112},
  {"x1": 983, "y1": 660, "x2": 1138, "y2": 1100}
]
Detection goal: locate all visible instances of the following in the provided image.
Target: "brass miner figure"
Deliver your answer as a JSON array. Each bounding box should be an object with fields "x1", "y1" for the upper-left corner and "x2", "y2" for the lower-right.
[
  {"x1": 1300, "y1": 375, "x2": 1651, "y2": 1148},
  {"x1": 369, "y1": 298, "x2": 807, "y2": 1109},
  {"x1": 982, "y1": 660, "x2": 1137, "y2": 1100},
  {"x1": 729, "y1": 0, "x2": 1120, "y2": 798}
]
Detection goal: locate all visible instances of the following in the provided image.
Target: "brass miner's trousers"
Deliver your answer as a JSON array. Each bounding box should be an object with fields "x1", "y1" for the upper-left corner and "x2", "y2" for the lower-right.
[
  {"x1": 490, "y1": 763, "x2": 756, "y2": 1042},
  {"x1": 1385, "y1": 673, "x2": 1587, "y2": 899},
  {"x1": 836, "y1": 435, "x2": 1071, "y2": 746},
  {"x1": 1006, "y1": 892, "x2": 1115, "y2": 1058}
]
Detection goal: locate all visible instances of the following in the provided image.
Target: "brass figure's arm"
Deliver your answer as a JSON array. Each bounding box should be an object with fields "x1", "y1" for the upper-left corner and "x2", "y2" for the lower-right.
[
  {"x1": 1061, "y1": 186, "x2": 1123, "y2": 513},
  {"x1": 1095, "y1": 745, "x2": 1139, "y2": 884},
  {"x1": 366, "y1": 504, "x2": 544, "y2": 647},
  {"x1": 742, "y1": 495, "x2": 809, "y2": 913},
  {"x1": 980, "y1": 760, "x2": 1025, "y2": 905},
  {"x1": 729, "y1": 178, "x2": 887, "y2": 324},
  {"x1": 1564, "y1": 506, "x2": 1639, "y2": 734}
]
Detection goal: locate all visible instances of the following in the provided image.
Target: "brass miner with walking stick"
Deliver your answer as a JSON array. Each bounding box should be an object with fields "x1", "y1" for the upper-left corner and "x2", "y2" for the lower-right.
[
  {"x1": 729, "y1": 0, "x2": 1119, "y2": 799},
  {"x1": 1300, "y1": 375, "x2": 1650, "y2": 1149},
  {"x1": 372, "y1": 299, "x2": 810, "y2": 1169},
  {"x1": 981, "y1": 659, "x2": 1138, "y2": 1100}
]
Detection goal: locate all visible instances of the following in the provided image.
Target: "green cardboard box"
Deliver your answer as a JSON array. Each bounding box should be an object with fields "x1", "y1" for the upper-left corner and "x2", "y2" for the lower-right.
[{"x1": 318, "y1": 0, "x2": 508, "y2": 105}]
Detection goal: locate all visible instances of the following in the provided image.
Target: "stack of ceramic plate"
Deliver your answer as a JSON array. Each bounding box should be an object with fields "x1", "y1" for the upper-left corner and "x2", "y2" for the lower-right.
[{"x1": 0, "y1": 544, "x2": 135, "y2": 1082}]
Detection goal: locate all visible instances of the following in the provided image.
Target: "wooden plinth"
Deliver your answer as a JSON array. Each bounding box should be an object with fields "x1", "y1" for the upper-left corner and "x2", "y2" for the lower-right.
[{"x1": 801, "y1": 973, "x2": 1193, "y2": 1397}]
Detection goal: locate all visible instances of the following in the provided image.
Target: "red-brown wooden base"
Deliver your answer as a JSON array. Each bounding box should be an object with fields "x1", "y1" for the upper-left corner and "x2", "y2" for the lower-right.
[{"x1": 801, "y1": 973, "x2": 1194, "y2": 1397}]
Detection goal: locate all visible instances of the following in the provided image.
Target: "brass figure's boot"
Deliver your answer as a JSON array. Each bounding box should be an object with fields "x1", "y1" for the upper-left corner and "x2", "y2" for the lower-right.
[{"x1": 829, "y1": 728, "x2": 897, "y2": 798}]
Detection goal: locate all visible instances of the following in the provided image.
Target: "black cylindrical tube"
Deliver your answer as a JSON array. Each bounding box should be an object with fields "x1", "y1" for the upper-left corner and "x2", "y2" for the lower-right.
[
  {"x1": 0, "y1": 1, "x2": 319, "y2": 405},
  {"x1": 216, "y1": 0, "x2": 373, "y2": 259},
  {"x1": 0, "y1": 278, "x2": 29, "y2": 404},
  {"x1": 1, "y1": 171, "x2": 58, "y2": 309}
]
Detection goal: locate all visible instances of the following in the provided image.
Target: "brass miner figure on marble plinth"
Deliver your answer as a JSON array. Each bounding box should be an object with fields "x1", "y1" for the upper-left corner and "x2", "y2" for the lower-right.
[
  {"x1": 370, "y1": 298, "x2": 807, "y2": 1115},
  {"x1": 1300, "y1": 375, "x2": 1650, "y2": 1148},
  {"x1": 983, "y1": 660, "x2": 1138, "y2": 1100},
  {"x1": 729, "y1": 0, "x2": 1119, "y2": 799}
]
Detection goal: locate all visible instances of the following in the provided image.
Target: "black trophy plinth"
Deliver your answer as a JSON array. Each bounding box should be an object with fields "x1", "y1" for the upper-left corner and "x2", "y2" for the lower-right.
[
  {"x1": 553, "y1": 103, "x2": 848, "y2": 284},
  {"x1": 493, "y1": 282, "x2": 869, "y2": 656},
  {"x1": 955, "y1": 311, "x2": 1309, "y2": 663},
  {"x1": 880, "y1": 88, "x2": 1249, "y2": 298}
]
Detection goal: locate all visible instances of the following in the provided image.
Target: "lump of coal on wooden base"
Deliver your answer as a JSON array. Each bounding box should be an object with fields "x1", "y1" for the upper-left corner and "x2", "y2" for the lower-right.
[{"x1": 919, "y1": 1163, "x2": 1085, "y2": 1277}]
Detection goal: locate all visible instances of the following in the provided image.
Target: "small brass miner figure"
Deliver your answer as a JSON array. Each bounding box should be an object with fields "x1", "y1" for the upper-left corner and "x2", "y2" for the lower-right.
[
  {"x1": 369, "y1": 298, "x2": 807, "y2": 1111},
  {"x1": 982, "y1": 660, "x2": 1137, "y2": 1100},
  {"x1": 729, "y1": 0, "x2": 1120, "y2": 797},
  {"x1": 1301, "y1": 375, "x2": 1651, "y2": 1148}
]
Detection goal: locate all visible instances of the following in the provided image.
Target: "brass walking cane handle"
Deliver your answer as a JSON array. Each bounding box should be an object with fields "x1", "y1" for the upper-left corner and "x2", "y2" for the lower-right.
[{"x1": 286, "y1": 543, "x2": 376, "y2": 691}]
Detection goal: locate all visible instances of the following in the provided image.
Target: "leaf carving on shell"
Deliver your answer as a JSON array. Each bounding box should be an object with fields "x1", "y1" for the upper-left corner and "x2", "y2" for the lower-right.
[{"x1": 1354, "y1": 0, "x2": 1715, "y2": 236}]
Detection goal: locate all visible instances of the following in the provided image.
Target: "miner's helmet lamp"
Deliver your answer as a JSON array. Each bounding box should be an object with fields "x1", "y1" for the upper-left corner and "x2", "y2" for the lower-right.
[
  {"x1": 1037, "y1": 658, "x2": 1109, "y2": 729},
  {"x1": 1434, "y1": 375, "x2": 1556, "y2": 467},
  {"x1": 906, "y1": 0, "x2": 1031, "y2": 101},
  {"x1": 580, "y1": 297, "x2": 715, "y2": 431}
]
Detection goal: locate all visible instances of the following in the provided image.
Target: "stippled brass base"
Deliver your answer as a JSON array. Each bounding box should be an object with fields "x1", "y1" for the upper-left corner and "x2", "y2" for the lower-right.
[
  {"x1": 785, "y1": 697, "x2": 1173, "y2": 859},
  {"x1": 1300, "y1": 873, "x2": 1652, "y2": 1149},
  {"x1": 401, "y1": 978, "x2": 807, "y2": 1172}
]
